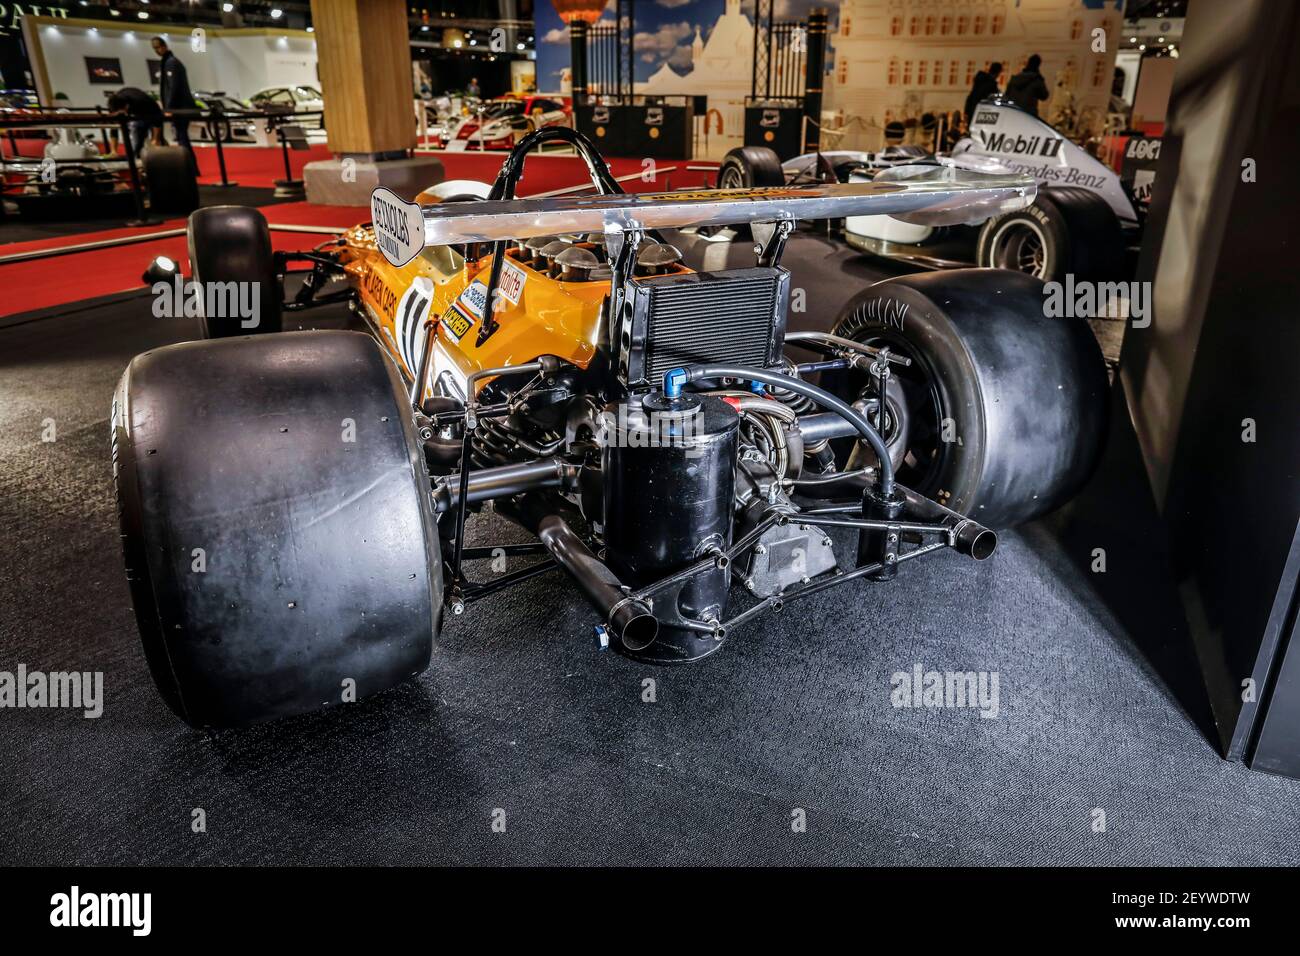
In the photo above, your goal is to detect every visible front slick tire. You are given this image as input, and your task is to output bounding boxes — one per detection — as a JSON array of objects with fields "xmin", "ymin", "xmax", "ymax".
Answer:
[
  {"xmin": 112, "ymin": 330, "xmax": 442, "ymax": 728},
  {"xmin": 824, "ymin": 269, "xmax": 1108, "ymax": 528},
  {"xmin": 187, "ymin": 205, "xmax": 283, "ymax": 339}
]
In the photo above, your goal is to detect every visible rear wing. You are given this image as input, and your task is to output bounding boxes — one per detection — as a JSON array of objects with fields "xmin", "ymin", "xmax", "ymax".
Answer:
[{"xmin": 370, "ymin": 165, "xmax": 1035, "ymax": 267}]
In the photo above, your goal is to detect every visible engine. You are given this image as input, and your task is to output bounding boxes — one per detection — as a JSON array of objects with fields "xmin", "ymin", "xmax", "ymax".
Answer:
[{"xmin": 419, "ymin": 178, "xmax": 994, "ymax": 663}]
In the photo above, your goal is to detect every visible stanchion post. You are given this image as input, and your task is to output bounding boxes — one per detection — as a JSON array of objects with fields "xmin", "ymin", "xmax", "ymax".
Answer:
[{"xmin": 211, "ymin": 104, "xmax": 239, "ymax": 187}]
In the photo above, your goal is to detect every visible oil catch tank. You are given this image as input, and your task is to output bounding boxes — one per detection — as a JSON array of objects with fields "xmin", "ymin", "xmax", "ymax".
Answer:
[{"xmin": 602, "ymin": 392, "xmax": 738, "ymax": 663}]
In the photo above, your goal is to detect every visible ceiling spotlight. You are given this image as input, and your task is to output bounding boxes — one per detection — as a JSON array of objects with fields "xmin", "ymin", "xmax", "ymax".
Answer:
[
  {"xmin": 516, "ymin": 42, "xmax": 524, "ymax": 50},
  {"xmin": 1129, "ymin": 36, "xmax": 1136, "ymax": 43},
  {"xmin": 1138, "ymin": 44, "xmax": 1146, "ymax": 51},
  {"xmin": 138, "ymin": 10, "xmax": 149, "ymax": 18},
  {"xmin": 469, "ymin": 38, "xmax": 477, "ymax": 46},
  {"xmin": 142, "ymin": 255, "xmax": 180, "ymax": 287},
  {"xmin": 109, "ymin": 7, "xmax": 120, "ymax": 14},
  {"xmin": 223, "ymin": 2, "xmax": 234, "ymax": 11},
  {"xmin": 306, "ymin": 26, "xmax": 314, "ymax": 33},
  {"xmin": 270, "ymin": 7, "xmax": 282, "ymax": 18},
  {"xmin": 421, "ymin": 24, "xmax": 429, "ymax": 31},
  {"xmin": 453, "ymin": 38, "xmax": 462, "ymax": 47}
]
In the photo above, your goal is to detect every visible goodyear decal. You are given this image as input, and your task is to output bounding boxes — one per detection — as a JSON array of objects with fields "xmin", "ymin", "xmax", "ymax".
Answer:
[
  {"xmin": 498, "ymin": 260, "xmax": 527, "ymax": 305},
  {"xmin": 441, "ymin": 303, "xmax": 475, "ymax": 342}
]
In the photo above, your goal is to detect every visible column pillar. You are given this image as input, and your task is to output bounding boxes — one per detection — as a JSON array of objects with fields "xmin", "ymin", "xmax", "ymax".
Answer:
[
  {"xmin": 303, "ymin": 0, "xmax": 443, "ymax": 204},
  {"xmin": 802, "ymin": 8, "xmax": 828, "ymax": 152}
]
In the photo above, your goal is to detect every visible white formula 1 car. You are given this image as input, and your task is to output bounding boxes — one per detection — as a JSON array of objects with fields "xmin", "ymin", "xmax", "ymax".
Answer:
[{"xmin": 720, "ymin": 96, "xmax": 1144, "ymax": 281}]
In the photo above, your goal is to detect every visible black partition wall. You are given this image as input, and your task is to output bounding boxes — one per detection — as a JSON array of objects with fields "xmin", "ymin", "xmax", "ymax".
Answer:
[{"xmin": 1068, "ymin": 0, "xmax": 1300, "ymax": 777}]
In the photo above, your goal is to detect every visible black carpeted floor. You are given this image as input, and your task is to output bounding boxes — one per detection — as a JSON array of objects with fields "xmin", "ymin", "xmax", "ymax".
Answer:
[{"xmin": 2, "ymin": 233, "xmax": 1298, "ymax": 866}]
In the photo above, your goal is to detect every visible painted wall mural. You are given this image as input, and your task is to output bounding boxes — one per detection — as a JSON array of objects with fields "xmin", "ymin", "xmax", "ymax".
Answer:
[{"xmin": 538, "ymin": 0, "xmax": 1124, "ymax": 156}]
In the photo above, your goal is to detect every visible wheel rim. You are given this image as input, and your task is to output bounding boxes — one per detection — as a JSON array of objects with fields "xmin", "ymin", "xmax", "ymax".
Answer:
[
  {"xmin": 719, "ymin": 164, "xmax": 745, "ymax": 189},
  {"xmin": 987, "ymin": 219, "xmax": 1048, "ymax": 278},
  {"xmin": 837, "ymin": 334, "xmax": 948, "ymax": 493}
]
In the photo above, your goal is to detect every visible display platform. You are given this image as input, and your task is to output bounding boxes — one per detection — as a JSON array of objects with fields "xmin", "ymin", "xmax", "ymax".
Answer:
[{"xmin": 2, "ymin": 231, "xmax": 1297, "ymax": 866}]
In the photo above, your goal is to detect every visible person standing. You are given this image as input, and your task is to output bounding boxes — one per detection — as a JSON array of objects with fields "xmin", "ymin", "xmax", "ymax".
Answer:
[
  {"xmin": 106, "ymin": 87, "xmax": 163, "ymax": 157},
  {"xmin": 964, "ymin": 61, "xmax": 1002, "ymax": 129},
  {"xmin": 466, "ymin": 77, "xmax": 482, "ymax": 99},
  {"xmin": 1005, "ymin": 54, "xmax": 1050, "ymax": 117},
  {"xmin": 151, "ymin": 36, "xmax": 198, "ymax": 160}
]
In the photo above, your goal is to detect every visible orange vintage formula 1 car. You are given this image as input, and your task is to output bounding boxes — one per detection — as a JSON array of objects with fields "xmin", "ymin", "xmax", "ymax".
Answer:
[{"xmin": 114, "ymin": 129, "xmax": 1107, "ymax": 728}]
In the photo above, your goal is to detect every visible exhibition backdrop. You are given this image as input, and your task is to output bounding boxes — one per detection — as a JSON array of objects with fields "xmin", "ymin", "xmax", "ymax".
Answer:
[
  {"xmin": 537, "ymin": 0, "xmax": 1125, "ymax": 154},
  {"xmin": 20, "ymin": 16, "xmax": 317, "ymax": 110}
]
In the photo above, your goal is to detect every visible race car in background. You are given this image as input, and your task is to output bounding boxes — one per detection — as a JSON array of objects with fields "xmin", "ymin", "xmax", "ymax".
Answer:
[
  {"xmin": 720, "ymin": 96, "xmax": 1147, "ymax": 281},
  {"xmin": 189, "ymin": 91, "xmax": 258, "ymax": 143},
  {"xmin": 249, "ymin": 85, "xmax": 325, "ymax": 128},
  {"xmin": 717, "ymin": 143, "xmax": 931, "ymax": 189},
  {"xmin": 434, "ymin": 94, "xmax": 571, "ymax": 151},
  {"xmin": 0, "ymin": 89, "xmax": 43, "ymax": 138},
  {"xmin": 1, "ymin": 122, "xmax": 196, "ymax": 218}
]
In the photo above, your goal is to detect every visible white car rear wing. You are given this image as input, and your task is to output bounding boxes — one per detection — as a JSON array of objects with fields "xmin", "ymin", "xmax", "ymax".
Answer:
[{"xmin": 370, "ymin": 166, "xmax": 1036, "ymax": 267}]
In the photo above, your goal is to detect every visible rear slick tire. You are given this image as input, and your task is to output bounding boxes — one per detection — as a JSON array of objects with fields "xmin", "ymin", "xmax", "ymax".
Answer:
[
  {"xmin": 717, "ymin": 146, "xmax": 785, "ymax": 188},
  {"xmin": 824, "ymin": 268, "xmax": 1108, "ymax": 528},
  {"xmin": 112, "ymin": 330, "xmax": 443, "ymax": 728}
]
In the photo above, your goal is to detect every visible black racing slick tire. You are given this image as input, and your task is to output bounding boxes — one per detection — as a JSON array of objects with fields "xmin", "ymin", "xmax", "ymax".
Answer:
[
  {"xmin": 717, "ymin": 146, "xmax": 785, "ymax": 189},
  {"xmin": 976, "ymin": 187, "xmax": 1123, "ymax": 281},
  {"xmin": 143, "ymin": 144, "xmax": 199, "ymax": 217},
  {"xmin": 824, "ymin": 268, "xmax": 1108, "ymax": 528},
  {"xmin": 111, "ymin": 330, "xmax": 443, "ymax": 728},
  {"xmin": 187, "ymin": 205, "xmax": 283, "ymax": 338},
  {"xmin": 1040, "ymin": 186, "xmax": 1125, "ymax": 280}
]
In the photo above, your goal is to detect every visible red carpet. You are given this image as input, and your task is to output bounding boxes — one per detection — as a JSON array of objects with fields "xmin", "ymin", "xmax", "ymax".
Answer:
[
  {"xmin": 196, "ymin": 143, "xmax": 708, "ymax": 193},
  {"xmin": 2, "ymin": 143, "xmax": 717, "ymax": 317}
]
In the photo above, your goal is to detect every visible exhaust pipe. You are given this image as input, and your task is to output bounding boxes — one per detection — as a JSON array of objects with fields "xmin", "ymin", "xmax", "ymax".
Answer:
[
  {"xmin": 502, "ymin": 494, "xmax": 658, "ymax": 651},
  {"xmin": 432, "ymin": 457, "xmax": 578, "ymax": 513},
  {"xmin": 534, "ymin": 513, "xmax": 659, "ymax": 651},
  {"xmin": 895, "ymin": 486, "xmax": 997, "ymax": 560}
]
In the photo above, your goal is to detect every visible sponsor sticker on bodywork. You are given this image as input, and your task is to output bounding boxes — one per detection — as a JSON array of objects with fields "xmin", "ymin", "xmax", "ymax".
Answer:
[
  {"xmin": 441, "ymin": 304, "xmax": 475, "ymax": 341},
  {"xmin": 498, "ymin": 260, "xmax": 527, "ymax": 305},
  {"xmin": 371, "ymin": 187, "xmax": 424, "ymax": 267},
  {"xmin": 457, "ymin": 278, "xmax": 489, "ymax": 318}
]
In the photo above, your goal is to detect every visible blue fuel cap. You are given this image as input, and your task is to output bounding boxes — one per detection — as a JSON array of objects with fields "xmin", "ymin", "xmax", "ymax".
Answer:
[{"xmin": 663, "ymin": 367, "xmax": 689, "ymax": 399}]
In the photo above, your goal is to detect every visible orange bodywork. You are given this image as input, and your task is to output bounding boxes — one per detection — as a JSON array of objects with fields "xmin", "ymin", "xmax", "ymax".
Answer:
[{"xmin": 334, "ymin": 197, "xmax": 689, "ymax": 401}]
